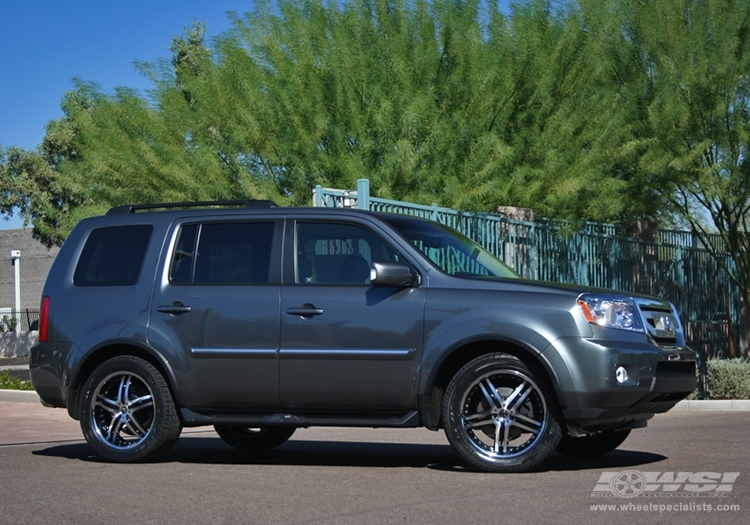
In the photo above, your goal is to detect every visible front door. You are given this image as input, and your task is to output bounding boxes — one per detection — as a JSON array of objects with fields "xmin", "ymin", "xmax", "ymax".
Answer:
[{"xmin": 279, "ymin": 220, "xmax": 425, "ymax": 412}]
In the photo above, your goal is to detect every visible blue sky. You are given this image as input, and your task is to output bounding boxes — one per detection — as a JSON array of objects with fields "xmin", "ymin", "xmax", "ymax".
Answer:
[{"xmin": 0, "ymin": 0, "xmax": 254, "ymax": 228}]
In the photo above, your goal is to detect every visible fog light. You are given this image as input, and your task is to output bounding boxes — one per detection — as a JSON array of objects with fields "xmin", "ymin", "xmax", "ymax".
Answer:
[{"xmin": 616, "ymin": 366, "xmax": 629, "ymax": 384}]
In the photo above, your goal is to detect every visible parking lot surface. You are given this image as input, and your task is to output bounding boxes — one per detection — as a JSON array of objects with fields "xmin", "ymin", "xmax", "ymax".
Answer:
[{"xmin": 0, "ymin": 401, "xmax": 747, "ymax": 525}]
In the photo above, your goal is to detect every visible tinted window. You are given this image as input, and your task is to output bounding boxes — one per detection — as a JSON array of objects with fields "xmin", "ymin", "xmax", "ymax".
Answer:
[
  {"xmin": 384, "ymin": 217, "xmax": 519, "ymax": 279},
  {"xmin": 74, "ymin": 225, "xmax": 153, "ymax": 286},
  {"xmin": 295, "ymin": 222, "xmax": 400, "ymax": 285},
  {"xmin": 170, "ymin": 222, "xmax": 275, "ymax": 285}
]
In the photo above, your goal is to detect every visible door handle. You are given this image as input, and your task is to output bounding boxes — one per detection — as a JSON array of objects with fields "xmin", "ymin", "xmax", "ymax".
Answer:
[
  {"xmin": 157, "ymin": 302, "xmax": 192, "ymax": 315},
  {"xmin": 285, "ymin": 303, "xmax": 324, "ymax": 317}
]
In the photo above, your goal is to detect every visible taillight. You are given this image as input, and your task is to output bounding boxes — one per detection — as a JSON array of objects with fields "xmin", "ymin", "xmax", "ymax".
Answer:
[{"xmin": 38, "ymin": 296, "xmax": 50, "ymax": 342}]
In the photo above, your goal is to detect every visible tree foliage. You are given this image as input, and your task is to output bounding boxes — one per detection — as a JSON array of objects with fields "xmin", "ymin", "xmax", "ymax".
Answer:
[
  {"xmin": 0, "ymin": 92, "xmax": 88, "ymax": 246},
  {"xmin": 582, "ymin": 0, "xmax": 750, "ymax": 310},
  {"xmin": 2, "ymin": 0, "xmax": 750, "ymax": 300}
]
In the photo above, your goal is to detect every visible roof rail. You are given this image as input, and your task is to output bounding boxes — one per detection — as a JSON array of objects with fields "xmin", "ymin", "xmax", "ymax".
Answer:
[{"xmin": 106, "ymin": 200, "xmax": 278, "ymax": 215}]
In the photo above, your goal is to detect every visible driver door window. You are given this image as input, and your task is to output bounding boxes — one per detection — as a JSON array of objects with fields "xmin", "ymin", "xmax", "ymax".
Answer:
[{"xmin": 295, "ymin": 222, "xmax": 399, "ymax": 285}]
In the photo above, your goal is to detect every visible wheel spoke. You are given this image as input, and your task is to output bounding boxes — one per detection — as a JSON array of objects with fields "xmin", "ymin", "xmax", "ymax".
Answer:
[
  {"xmin": 508, "ymin": 415, "xmax": 542, "ymax": 435},
  {"xmin": 464, "ymin": 409, "xmax": 494, "ymax": 429},
  {"xmin": 107, "ymin": 415, "xmax": 126, "ymax": 444},
  {"xmin": 95, "ymin": 394, "xmax": 119, "ymax": 415},
  {"xmin": 512, "ymin": 411, "xmax": 543, "ymax": 430},
  {"xmin": 493, "ymin": 418, "xmax": 512, "ymax": 454},
  {"xmin": 128, "ymin": 394, "xmax": 154, "ymax": 413},
  {"xmin": 505, "ymin": 382, "xmax": 532, "ymax": 411},
  {"xmin": 117, "ymin": 376, "xmax": 130, "ymax": 405},
  {"xmin": 479, "ymin": 378, "xmax": 504, "ymax": 409}
]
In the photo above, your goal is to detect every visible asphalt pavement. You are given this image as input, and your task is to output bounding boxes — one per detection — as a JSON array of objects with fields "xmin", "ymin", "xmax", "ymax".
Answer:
[
  {"xmin": 1, "ymin": 352, "xmax": 749, "ymax": 524},
  {"xmin": 0, "ymin": 401, "xmax": 748, "ymax": 525}
]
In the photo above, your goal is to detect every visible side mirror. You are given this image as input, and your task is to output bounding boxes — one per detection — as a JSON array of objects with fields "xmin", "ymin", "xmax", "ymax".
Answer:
[{"xmin": 370, "ymin": 261, "xmax": 417, "ymax": 288}]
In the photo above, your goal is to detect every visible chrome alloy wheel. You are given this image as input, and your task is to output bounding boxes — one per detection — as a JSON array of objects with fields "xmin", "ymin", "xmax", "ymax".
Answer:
[
  {"xmin": 458, "ymin": 369, "xmax": 548, "ymax": 459},
  {"xmin": 89, "ymin": 371, "xmax": 155, "ymax": 450}
]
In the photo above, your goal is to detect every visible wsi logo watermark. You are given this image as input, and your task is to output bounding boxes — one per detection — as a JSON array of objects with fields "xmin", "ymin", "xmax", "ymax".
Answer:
[{"xmin": 592, "ymin": 471, "xmax": 740, "ymax": 498}]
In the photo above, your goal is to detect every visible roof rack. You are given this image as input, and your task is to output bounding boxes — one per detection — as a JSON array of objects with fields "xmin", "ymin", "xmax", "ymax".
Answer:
[{"xmin": 106, "ymin": 200, "xmax": 278, "ymax": 215}]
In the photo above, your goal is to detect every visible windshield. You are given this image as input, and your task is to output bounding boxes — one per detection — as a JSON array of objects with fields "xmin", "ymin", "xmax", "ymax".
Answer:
[{"xmin": 384, "ymin": 216, "xmax": 519, "ymax": 279}]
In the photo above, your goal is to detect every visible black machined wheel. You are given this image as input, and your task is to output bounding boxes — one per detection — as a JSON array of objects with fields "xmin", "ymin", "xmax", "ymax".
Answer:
[
  {"xmin": 214, "ymin": 426, "xmax": 296, "ymax": 451},
  {"xmin": 443, "ymin": 353, "xmax": 561, "ymax": 473},
  {"xmin": 556, "ymin": 428, "xmax": 632, "ymax": 457},
  {"xmin": 79, "ymin": 356, "xmax": 181, "ymax": 462}
]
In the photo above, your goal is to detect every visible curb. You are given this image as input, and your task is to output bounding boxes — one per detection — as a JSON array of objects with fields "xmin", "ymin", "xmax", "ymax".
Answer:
[
  {"xmin": 0, "ymin": 389, "xmax": 41, "ymax": 404},
  {"xmin": 673, "ymin": 399, "xmax": 750, "ymax": 411}
]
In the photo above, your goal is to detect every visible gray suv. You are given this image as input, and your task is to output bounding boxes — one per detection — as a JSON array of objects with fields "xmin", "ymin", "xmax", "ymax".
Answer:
[{"xmin": 30, "ymin": 201, "xmax": 696, "ymax": 472}]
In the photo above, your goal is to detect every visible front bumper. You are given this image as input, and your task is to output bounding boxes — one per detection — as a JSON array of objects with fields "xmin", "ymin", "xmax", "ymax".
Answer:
[{"xmin": 543, "ymin": 335, "xmax": 696, "ymax": 432}]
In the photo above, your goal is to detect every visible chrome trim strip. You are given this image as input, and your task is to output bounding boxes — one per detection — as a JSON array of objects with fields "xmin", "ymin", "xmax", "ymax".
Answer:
[
  {"xmin": 280, "ymin": 348, "xmax": 416, "ymax": 360},
  {"xmin": 190, "ymin": 348, "xmax": 278, "ymax": 358}
]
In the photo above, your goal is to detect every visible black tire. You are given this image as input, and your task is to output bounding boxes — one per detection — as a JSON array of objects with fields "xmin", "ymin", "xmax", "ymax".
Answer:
[
  {"xmin": 555, "ymin": 428, "xmax": 632, "ymax": 457},
  {"xmin": 443, "ymin": 353, "xmax": 562, "ymax": 473},
  {"xmin": 214, "ymin": 426, "xmax": 296, "ymax": 451},
  {"xmin": 79, "ymin": 356, "xmax": 181, "ymax": 462}
]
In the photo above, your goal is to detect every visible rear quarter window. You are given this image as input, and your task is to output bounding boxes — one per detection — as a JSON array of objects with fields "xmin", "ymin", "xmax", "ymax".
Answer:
[{"xmin": 74, "ymin": 225, "xmax": 153, "ymax": 286}]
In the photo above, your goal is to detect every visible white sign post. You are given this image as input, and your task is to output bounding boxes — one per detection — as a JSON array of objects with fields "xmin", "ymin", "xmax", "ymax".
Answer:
[{"xmin": 11, "ymin": 250, "xmax": 21, "ymax": 333}]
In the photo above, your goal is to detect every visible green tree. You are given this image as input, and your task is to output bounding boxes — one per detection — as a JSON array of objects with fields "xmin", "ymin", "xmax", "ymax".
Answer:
[
  {"xmin": 5, "ymin": 0, "xmax": 728, "ymax": 245},
  {"xmin": 594, "ymin": 0, "xmax": 750, "ymax": 319},
  {"xmin": 463, "ymin": 0, "xmax": 642, "ymax": 221},
  {"xmin": 0, "ymin": 91, "xmax": 89, "ymax": 246}
]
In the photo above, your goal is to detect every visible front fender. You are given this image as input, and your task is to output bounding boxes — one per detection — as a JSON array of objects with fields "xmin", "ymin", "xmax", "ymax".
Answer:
[{"xmin": 419, "ymin": 288, "xmax": 588, "ymax": 403}]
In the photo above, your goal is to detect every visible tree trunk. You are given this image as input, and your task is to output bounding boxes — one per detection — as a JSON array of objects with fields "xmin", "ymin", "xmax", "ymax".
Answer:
[{"xmin": 740, "ymin": 297, "xmax": 750, "ymax": 358}]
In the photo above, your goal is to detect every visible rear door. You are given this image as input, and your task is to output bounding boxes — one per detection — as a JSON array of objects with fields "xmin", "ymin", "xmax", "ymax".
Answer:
[
  {"xmin": 148, "ymin": 219, "xmax": 283, "ymax": 410},
  {"xmin": 279, "ymin": 218, "xmax": 426, "ymax": 412}
]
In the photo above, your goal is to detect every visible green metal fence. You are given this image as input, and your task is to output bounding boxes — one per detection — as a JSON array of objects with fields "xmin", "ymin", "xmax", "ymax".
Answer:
[{"xmin": 315, "ymin": 179, "xmax": 739, "ymax": 389}]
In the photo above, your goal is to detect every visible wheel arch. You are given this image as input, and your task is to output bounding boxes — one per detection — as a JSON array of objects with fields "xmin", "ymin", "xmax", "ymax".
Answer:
[
  {"xmin": 420, "ymin": 338, "xmax": 564, "ymax": 430},
  {"xmin": 67, "ymin": 341, "xmax": 179, "ymax": 421}
]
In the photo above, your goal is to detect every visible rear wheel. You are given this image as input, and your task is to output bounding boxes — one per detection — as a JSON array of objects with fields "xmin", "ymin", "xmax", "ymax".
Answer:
[
  {"xmin": 79, "ymin": 356, "xmax": 181, "ymax": 462},
  {"xmin": 555, "ymin": 428, "xmax": 631, "ymax": 457},
  {"xmin": 443, "ymin": 353, "xmax": 561, "ymax": 473},
  {"xmin": 214, "ymin": 426, "xmax": 296, "ymax": 451}
]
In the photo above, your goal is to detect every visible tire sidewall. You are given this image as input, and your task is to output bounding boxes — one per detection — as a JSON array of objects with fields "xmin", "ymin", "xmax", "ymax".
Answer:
[
  {"xmin": 443, "ymin": 353, "xmax": 562, "ymax": 473},
  {"xmin": 79, "ymin": 356, "xmax": 180, "ymax": 462}
]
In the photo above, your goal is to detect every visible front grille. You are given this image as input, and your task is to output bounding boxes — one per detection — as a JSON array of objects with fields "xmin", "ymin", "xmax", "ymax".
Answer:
[{"xmin": 635, "ymin": 298, "xmax": 682, "ymax": 346}]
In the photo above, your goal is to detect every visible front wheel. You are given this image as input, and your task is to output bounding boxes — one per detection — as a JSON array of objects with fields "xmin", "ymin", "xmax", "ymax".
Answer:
[
  {"xmin": 79, "ymin": 356, "xmax": 182, "ymax": 462},
  {"xmin": 555, "ymin": 428, "xmax": 632, "ymax": 457},
  {"xmin": 443, "ymin": 353, "xmax": 561, "ymax": 473},
  {"xmin": 214, "ymin": 426, "xmax": 296, "ymax": 451}
]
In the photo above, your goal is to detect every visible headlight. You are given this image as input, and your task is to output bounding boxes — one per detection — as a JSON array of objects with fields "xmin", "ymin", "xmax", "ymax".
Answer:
[{"xmin": 577, "ymin": 294, "xmax": 645, "ymax": 333}]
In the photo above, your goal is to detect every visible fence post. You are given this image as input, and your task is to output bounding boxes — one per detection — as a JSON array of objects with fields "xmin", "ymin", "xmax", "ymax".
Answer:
[
  {"xmin": 357, "ymin": 179, "xmax": 370, "ymax": 210},
  {"xmin": 314, "ymin": 185, "xmax": 323, "ymax": 207}
]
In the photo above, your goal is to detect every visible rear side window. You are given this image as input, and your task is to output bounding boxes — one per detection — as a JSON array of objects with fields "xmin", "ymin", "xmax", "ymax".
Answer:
[
  {"xmin": 169, "ymin": 222, "xmax": 275, "ymax": 285},
  {"xmin": 74, "ymin": 225, "xmax": 153, "ymax": 286}
]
